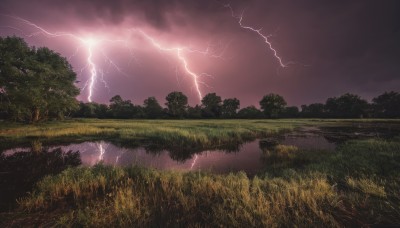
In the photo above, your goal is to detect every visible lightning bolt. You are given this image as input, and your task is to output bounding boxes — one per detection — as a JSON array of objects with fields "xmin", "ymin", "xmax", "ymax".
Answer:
[
  {"xmin": 225, "ymin": 4, "xmax": 290, "ymax": 68},
  {"xmin": 98, "ymin": 143, "xmax": 105, "ymax": 161},
  {"xmin": 137, "ymin": 30, "xmax": 211, "ymax": 100},
  {"xmin": 1, "ymin": 15, "xmax": 229, "ymax": 102},
  {"xmin": 190, "ymin": 154, "xmax": 199, "ymax": 169},
  {"xmin": 96, "ymin": 141, "xmax": 110, "ymax": 162},
  {"xmin": 0, "ymin": 15, "xmax": 130, "ymax": 102},
  {"xmin": 86, "ymin": 42, "xmax": 97, "ymax": 102}
]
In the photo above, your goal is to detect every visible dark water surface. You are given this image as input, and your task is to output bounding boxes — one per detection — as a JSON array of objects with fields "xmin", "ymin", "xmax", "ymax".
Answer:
[
  {"xmin": 2, "ymin": 131, "xmax": 339, "ymax": 175},
  {"xmin": 1, "ymin": 124, "xmax": 399, "ymax": 211},
  {"xmin": 5, "ymin": 124, "xmax": 397, "ymax": 174}
]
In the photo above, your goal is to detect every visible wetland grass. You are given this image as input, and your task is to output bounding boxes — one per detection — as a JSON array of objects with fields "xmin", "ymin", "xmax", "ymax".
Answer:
[
  {"xmin": 0, "ymin": 119, "xmax": 306, "ymax": 152},
  {"xmin": 2, "ymin": 138, "xmax": 398, "ymax": 227},
  {"xmin": 1, "ymin": 119, "xmax": 399, "ymax": 226}
]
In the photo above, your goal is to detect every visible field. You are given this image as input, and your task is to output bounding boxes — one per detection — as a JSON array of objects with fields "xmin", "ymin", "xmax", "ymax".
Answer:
[{"xmin": 1, "ymin": 119, "xmax": 400, "ymax": 226}]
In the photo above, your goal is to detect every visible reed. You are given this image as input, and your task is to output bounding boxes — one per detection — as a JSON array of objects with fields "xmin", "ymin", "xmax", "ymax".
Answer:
[{"xmin": 9, "ymin": 138, "xmax": 399, "ymax": 227}]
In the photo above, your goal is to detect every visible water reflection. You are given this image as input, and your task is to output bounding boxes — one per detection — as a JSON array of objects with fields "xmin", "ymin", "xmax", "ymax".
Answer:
[
  {"xmin": 2, "ymin": 125, "xmax": 398, "ymax": 178},
  {"xmin": 78, "ymin": 141, "xmax": 265, "ymax": 175},
  {"xmin": 0, "ymin": 148, "xmax": 81, "ymax": 211},
  {"xmin": 1, "ymin": 134, "xmax": 336, "ymax": 177},
  {"xmin": 1, "ymin": 124, "xmax": 398, "ymax": 213}
]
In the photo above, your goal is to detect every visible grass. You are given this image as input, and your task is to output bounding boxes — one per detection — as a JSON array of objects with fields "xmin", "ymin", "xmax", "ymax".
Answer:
[
  {"xmin": 1, "ymin": 118, "xmax": 399, "ymax": 152},
  {"xmin": 0, "ymin": 119, "xmax": 304, "ymax": 150},
  {"xmin": 0, "ymin": 119, "xmax": 399, "ymax": 226},
  {"xmin": 0, "ymin": 138, "xmax": 397, "ymax": 227}
]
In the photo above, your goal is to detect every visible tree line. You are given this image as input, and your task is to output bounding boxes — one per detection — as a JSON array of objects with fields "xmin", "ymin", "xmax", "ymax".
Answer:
[
  {"xmin": 73, "ymin": 91, "xmax": 400, "ymax": 119},
  {"xmin": 1, "ymin": 36, "xmax": 399, "ymax": 122}
]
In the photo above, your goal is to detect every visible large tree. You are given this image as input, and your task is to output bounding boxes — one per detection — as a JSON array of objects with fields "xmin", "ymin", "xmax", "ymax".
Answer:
[
  {"xmin": 221, "ymin": 98, "xmax": 240, "ymax": 118},
  {"xmin": 0, "ymin": 36, "xmax": 79, "ymax": 122},
  {"xmin": 259, "ymin": 93, "xmax": 287, "ymax": 118},
  {"xmin": 143, "ymin": 96, "xmax": 164, "ymax": 119},
  {"xmin": 372, "ymin": 91, "xmax": 400, "ymax": 118},
  {"xmin": 165, "ymin": 91, "xmax": 188, "ymax": 118},
  {"xmin": 325, "ymin": 93, "xmax": 368, "ymax": 118},
  {"xmin": 201, "ymin": 93, "xmax": 222, "ymax": 118},
  {"xmin": 109, "ymin": 95, "xmax": 142, "ymax": 119}
]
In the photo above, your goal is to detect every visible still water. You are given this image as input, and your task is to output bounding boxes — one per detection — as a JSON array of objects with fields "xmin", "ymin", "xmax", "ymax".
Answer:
[
  {"xmin": 3, "ymin": 130, "xmax": 336, "ymax": 175},
  {"xmin": 1, "ymin": 125, "xmax": 398, "ymax": 211},
  {"xmin": 3, "ymin": 124, "xmax": 399, "ymax": 175}
]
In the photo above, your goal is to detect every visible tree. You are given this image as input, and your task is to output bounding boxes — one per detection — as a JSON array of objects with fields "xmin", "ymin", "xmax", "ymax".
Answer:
[
  {"xmin": 325, "ymin": 93, "xmax": 368, "ymax": 118},
  {"xmin": 301, "ymin": 103, "xmax": 325, "ymax": 118},
  {"xmin": 165, "ymin": 91, "xmax": 188, "ymax": 118},
  {"xmin": 259, "ymin": 93, "xmax": 287, "ymax": 118},
  {"xmin": 237, "ymin": 106, "xmax": 264, "ymax": 119},
  {"xmin": 96, "ymin": 104, "xmax": 110, "ymax": 118},
  {"xmin": 74, "ymin": 102, "xmax": 109, "ymax": 118},
  {"xmin": 109, "ymin": 95, "xmax": 139, "ymax": 119},
  {"xmin": 221, "ymin": 98, "xmax": 240, "ymax": 118},
  {"xmin": 187, "ymin": 105, "xmax": 202, "ymax": 119},
  {"xmin": 0, "ymin": 36, "xmax": 79, "ymax": 122},
  {"xmin": 372, "ymin": 91, "xmax": 400, "ymax": 118},
  {"xmin": 75, "ymin": 102, "xmax": 97, "ymax": 118},
  {"xmin": 201, "ymin": 93, "xmax": 222, "ymax": 118},
  {"xmin": 143, "ymin": 97, "xmax": 164, "ymax": 118},
  {"xmin": 282, "ymin": 106, "xmax": 299, "ymax": 118}
]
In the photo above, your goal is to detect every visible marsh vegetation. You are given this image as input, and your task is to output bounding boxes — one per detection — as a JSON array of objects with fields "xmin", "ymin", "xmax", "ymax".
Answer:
[{"xmin": 1, "ymin": 119, "xmax": 400, "ymax": 226}]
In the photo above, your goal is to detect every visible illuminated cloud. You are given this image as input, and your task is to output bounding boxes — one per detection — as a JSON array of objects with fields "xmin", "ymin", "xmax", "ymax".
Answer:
[{"xmin": 1, "ymin": 0, "xmax": 399, "ymax": 106}]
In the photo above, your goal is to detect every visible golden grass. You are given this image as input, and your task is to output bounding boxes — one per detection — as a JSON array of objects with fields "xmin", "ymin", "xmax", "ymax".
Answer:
[
  {"xmin": 1, "ymin": 119, "xmax": 400, "ymax": 226},
  {"xmin": 15, "ymin": 138, "xmax": 400, "ymax": 226}
]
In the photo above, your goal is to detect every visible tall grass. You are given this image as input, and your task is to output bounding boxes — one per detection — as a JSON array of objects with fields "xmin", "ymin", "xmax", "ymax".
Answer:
[
  {"xmin": 18, "ymin": 167, "xmax": 341, "ymax": 227},
  {"xmin": 0, "ymin": 119, "xmax": 309, "ymax": 152},
  {"xmin": 2, "ymin": 118, "xmax": 398, "ymax": 152},
  {"xmin": 8, "ymin": 138, "xmax": 399, "ymax": 227}
]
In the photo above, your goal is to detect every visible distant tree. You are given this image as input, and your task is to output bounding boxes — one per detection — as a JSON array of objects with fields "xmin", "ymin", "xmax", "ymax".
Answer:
[
  {"xmin": 74, "ymin": 102, "xmax": 110, "ymax": 118},
  {"xmin": 325, "ymin": 93, "xmax": 368, "ymax": 118},
  {"xmin": 143, "ymin": 97, "xmax": 164, "ymax": 119},
  {"xmin": 237, "ymin": 106, "xmax": 264, "ymax": 119},
  {"xmin": 187, "ymin": 105, "xmax": 202, "ymax": 119},
  {"xmin": 301, "ymin": 103, "xmax": 325, "ymax": 118},
  {"xmin": 75, "ymin": 102, "xmax": 96, "ymax": 118},
  {"xmin": 201, "ymin": 93, "xmax": 222, "ymax": 118},
  {"xmin": 325, "ymin": 98, "xmax": 338, "ymax": 117},
  {"xmin": 221, "ymin": 98, "xmax": 240, "ymax": 118},
  {"xmin": 259, "ymin": 93, "xmax": 287, "ymax": 118},
  {"xmin": 372, "ymin": 91, "xmax": 400, "ymax": 118},
  {"xmin": 165, "ymin": 91, "xmax": 188, "ymax": 118},
  {"xmin": 109, "ymin": 95, "xmax": 138, "ymax": 119},
  {"xmin": 0, "ymin": 36, "xmax": 79, "ymax": 122},
  {"xmin": 282, "ymin": 106, "xmax": 299, "ymax": 118},
  {"xmin": 96, "ymin": 104, "xmax": 110, "ymax": 118}
]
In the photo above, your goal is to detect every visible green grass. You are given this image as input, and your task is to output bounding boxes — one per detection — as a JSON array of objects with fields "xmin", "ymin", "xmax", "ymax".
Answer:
[
  {"xmin": 0, "ymin": 138, "xmax": 397, "ymax": 227},
  {"xmin": 0, "ymin": 119, "xmax": 309, "ymax": 152},
  {"xmin": 1, "ymin": 119, "xmax": 400, "ymax": 226},
  {"xmin": 1, "ymin": 118, "xmax": 398, "ymax": 152}
]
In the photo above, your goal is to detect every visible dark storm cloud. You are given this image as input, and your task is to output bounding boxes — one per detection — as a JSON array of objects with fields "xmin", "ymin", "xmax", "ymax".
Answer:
[
  {"xmin": 2, "ymin": 0, "xmax": 247, "ymax": 29},
  {"xmin": 1, "ymin": 0, "xmax": 399, "ymax": 106}
]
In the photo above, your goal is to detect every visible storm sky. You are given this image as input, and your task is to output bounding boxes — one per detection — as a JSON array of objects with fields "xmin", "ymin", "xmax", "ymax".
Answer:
[{"xmin": 1, "ymin": 0, "xmax": 399, "ymax": 107}]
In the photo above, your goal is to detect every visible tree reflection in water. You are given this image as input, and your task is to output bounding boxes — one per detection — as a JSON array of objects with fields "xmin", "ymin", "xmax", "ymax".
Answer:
[{"xmin": 0, "ymin": 148, "xmax": 81, "ymax": 211}]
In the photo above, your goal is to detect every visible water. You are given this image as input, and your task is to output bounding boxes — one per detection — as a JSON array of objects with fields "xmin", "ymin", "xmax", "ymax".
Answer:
[
  {"xmin": 2, "ymin": 124, "xmax": 399, "ymax": 211},
  {"xmin": 2, "ymin": 124, "xmax": 399, "ymax": 175},
  {"xmin": 2, "ymin": 131, "xmax": 337, "ymax": 175}
]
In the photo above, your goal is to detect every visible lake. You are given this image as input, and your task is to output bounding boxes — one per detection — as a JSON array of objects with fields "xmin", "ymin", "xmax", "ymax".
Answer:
[{"xmin": 4, "ymin": 124, "xmax": 396, "ymax": 175}]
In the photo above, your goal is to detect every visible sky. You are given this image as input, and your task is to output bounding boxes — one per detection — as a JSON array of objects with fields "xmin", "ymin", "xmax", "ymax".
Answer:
[{"xmin": 1, "ymin": 0, "xmax": 399, "ymax": 107}]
